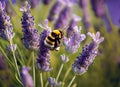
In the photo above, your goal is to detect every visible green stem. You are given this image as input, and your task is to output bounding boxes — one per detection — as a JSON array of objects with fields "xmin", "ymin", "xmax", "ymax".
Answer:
[
  {"xmin": 62, "ymin": 67, "xmax": 71, "ymax": 87},
  {"xmin": 32, "ymin": 51, "xmax": 36, "ymax": 87},
  {"xmin": 9, "ymin": 40, "xmax": 20, "ymax": 79},
  {"xmin": 56, "ymin": 63, "xmax": 64, "ymax": 81},
  {"xmin": 67, "ymin": 75, "xmax": 76, "ymax": 87},
  {"xmin": 63, "ymin": 67, "xmax": 71, "ymax": 82},
  {"xmin": 17, "ymin": 47, "xmax": 25, "ymax": 65},
  {"xmin": 45, "ymin": 82, "xmax": 48, "ymax": 87},
  {"xmin": 40, "ymin": 73, "xmax": 43, "ymax": 87}
]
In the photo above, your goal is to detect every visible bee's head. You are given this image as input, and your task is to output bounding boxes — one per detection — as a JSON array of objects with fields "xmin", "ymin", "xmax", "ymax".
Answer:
[{"xmin": 59, "ymin": 30, "xmax": 64, "ymax": 39}]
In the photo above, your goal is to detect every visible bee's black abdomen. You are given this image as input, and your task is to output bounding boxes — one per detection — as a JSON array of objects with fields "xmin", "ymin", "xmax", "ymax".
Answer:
[{"xmin": 48, "ymin": 36, "xmax": 55, "ymax": 42}]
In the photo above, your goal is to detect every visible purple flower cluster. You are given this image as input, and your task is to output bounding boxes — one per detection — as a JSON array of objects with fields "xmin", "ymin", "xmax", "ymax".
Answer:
[
  {"xmin": 54, "ymin": 6, "xmax": 70, "ymax": 29},
  {"xmin": 37, "ymin": 20, "xmax": 52, "ymax": 72},
  {"xmin": 64, "ymin": 26, "xmax": 86, "ymax": 53},
  {"xmin": 79, "ymin": 0, "xmax": 91, "ymax": 29},
  {"xmin": 67, "ymin": 14, "xmax": 81, "ymax": 38},
  {"xmin": 91, "ymin": 0, "xmax": 106, "ymax": 18},
  {"xmin": 20, "ymin": 1, "xmax": 39, "ymax": 50},
  {"xmin": 0, "ymin": 2, "xmax": 15, "ymax": 41},
  {"xmin": 20, "ymin": 66, "xmax": 34, "ymax": 87},
  {"xmin": 47, "ymin": 0, "xmax": 64, "ymax": 21},
  {"xmin": 72, "ymin": 32, "xmax": 104, "ymax": 75}
]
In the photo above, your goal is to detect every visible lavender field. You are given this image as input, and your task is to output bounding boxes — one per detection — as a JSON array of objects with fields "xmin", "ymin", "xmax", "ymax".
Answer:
[{"xmin": 0, "ymin": 0, "xmax": 120, "ymax": 87}]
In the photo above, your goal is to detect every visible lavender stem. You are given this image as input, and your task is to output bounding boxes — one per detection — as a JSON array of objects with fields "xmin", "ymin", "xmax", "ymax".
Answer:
[
  {"xmin": 56, "ymin": 63, "xmax": 64, "ymax": 81},
  {"xmin": 40, "ymin": 73, "xmax": 43, "ymax": 87},
  {"xmin": 9, "ymin": 40, "xmax": 20, "ymax": 80},
  {"xmin": 32, "ymin": 51, "xmax": 36, "ymax": 87},
  {"xmin": 67, "ymin": 75, "xmax": 76, "ymax": 87}
]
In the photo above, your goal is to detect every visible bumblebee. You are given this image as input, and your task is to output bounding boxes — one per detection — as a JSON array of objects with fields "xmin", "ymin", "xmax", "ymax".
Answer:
[{"xmin": 44, "ymin": 30, "xmax": 64, "ymax": 51}]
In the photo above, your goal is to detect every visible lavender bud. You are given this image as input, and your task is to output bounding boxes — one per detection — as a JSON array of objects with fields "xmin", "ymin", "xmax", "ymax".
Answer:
[
  {"xmin": 91, "ymin": 0, "xmax": 106, "ymax": 18},
  {"xmin": 64, "ymin": 26, "xmax": 86, "ymax": 53},
  {"xmin": 20, "ymin": 1, "xmax": 39, "ymax": 50},
  {"xmin": 67, "ymin": 14, "xmax": 81, "ymax": 38},
  {"xmin": 60, "ymin": 54, "xmax": 69, "ymax": 63},
  {"xmin": 0, "ymin": 1, "xmax": 15, "ymax": 41},
  {"xmin": 54, "ymin": 6, "xmax": 70, "ymax": 29},
  {"xmin": 20, "ymin": 66, "xmax": 34, "ymax": 87},
  {"xmin": 47, "ymin": 0, "xmax": 64, "ymax": 21},
  {"xmin": 72, "ymin": 32, "xmax": 104, "ymax": 75},
  {"xmin": 42, "ymin": 0, "xmax": 51, "ymax": 5},
  {"xmin": 48, "ymin": 77, "xmax": 61, "ymax": 87},
  {"xmin": 7, "ymin": 44, "xmax": 17, "ymax": 52},
  {"xmin": 37, "ymin": 19, "xmax": 52, "ymax": 72}
]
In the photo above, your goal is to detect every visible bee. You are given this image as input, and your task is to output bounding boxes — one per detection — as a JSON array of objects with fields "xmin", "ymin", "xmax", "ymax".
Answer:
[{"xmin": 44, "ymin": 30, "xmax": 64, "ymax": 51}]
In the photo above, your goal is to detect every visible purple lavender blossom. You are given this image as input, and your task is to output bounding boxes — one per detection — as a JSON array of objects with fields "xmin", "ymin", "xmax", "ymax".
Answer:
[
  {"xmin": 72, "ymin": 32, "xmax": 104, "ymax": 75},
  {"xmin": 48, "ymin": 77, "xmax": 61, "ymax": 87},
  {"xmin": 64, "ymin": 26, "xmax": 86, "ymax": 53},
  {"xmin": 47, "ymin": 0, "xmax": 64, "ymax": 21},
  {"xmin": 30, "ymin": 0, "xmax": 40, "ymax": 8},
  {"xmin": 20, "ymin": 66, "xmax": 34, "ymax": 87},
  {"xmin": 54, "ymin": 6, "xmax": 70, "ymax": 29},
  {"xmin": 37, "ymin": 20, "xmax": 52, "ymax": 72},
  {"xmin": 91, "ymin": 0, "xmax": 106, "ymax": 18},
  {"xmin": 20, "ymin": 1, "xmax": 39, "ymax": 50},
  {"xmin": 0, "ymin": 1, "xmax": 15, "ymax": 41},
  {"xmin": 42, "ymin": 0, "xmax": 51, "ymax": 5},
  {"xmin": 67, "ymin": 14, "xmax": 81, "ymax": 38},
  {"xmin": 79, "ymin": 0, "xmax": 91, "ymax": 29},
  {"xmin": 106, "ymin": 0, "xmax": 120, "ymax": 27}
]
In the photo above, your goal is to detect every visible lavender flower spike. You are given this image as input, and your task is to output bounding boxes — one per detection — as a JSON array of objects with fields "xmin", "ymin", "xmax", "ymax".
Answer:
[
  {"xmin": 64, "ymin": 26, "xmax": 86, "ymax": 53},
  {"xmin": 20, "ymin": 66, "xmax": 34, "ymax": 87},
  {"xmin": 72, "ymin": 32, "xmax": 104, "ymax": 75},
  {"xmin": 48, "ymin": 77, "xmax": 61, "ymax": 87},
  {"xmin": 37, "ymin": 19, "xmax": 52, "ymax": 72},
  {"xmin": 20, "ymin": 1, "xmax": 39, "ymax": 50},
  {"xmin": 67, "ymin": 14, "xmax": 81, "ymax": 38},
  {"xmin": 54, "ymin": 0, "xmax": 73, "ymax": 29},
  {"xmin": 47, "ymin": 0, "xmax": 64, "ymax": 21},
  {"xmin": 0, "ymin": 1, "xmax": 15, "ymax": 41}
]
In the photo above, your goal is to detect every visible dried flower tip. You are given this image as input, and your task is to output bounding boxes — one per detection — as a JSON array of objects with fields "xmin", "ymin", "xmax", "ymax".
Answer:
[
  {"xmin": 20, "ymin": 66, "xmax": 34, "ymax": 87},
  {"xmin": 48, "ymin": 77, "xmax": 61, "ymax": 87},
  {"xmin": 60, "ymin": 54, "xmax": 69, "ymax": 63}
]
